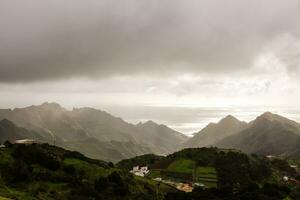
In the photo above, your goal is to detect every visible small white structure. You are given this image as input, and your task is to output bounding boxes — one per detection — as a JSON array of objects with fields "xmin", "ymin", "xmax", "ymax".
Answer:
[
  {"xmin": 283, "ymin": 176, "xmax": 289, "ymax": 182},
  {"xmin": 14, "ymin": 139, "xmax": 37, "ymax": 145},
  {"xmin": 266, "ymin": 155, "xmax": 276, "ymax": 159},
  {"xmin": 194, "ymin": 183, "xmax": 205, "ymax": 187},
  {"xmin": 290, "ymin": 165, "xmax": 298, "ymax": 169},
  {"xmin": 0, "ymin": 144, "xmax": 5, "ymax": 148},
  {"xmin": 130, "ymin": 166, "xmax": 149, "ymax": 177},
  {"xmin": 154, "ymin": 177, "xmax": 162, "ymax": 181}
]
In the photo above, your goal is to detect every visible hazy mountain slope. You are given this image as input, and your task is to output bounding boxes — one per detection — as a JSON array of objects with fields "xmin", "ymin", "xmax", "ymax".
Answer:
[
  {"xmin": 0, "ymin": 103, "xmax": 89, "ymax": 142},
  {"xmin": 0, "ymin": 118, "xmax": 149, "ymax": 162},
  {"xmin": 67, "ymin": 107, "xmax": 140, "ymax": 142},
  {"xmin": 60, "ymin": 107, "xmax": 187, "ymax": 155},
  {"xmin": 136, "ymin": 120, "xmax": 188, "ymax": 154},
  {"xmin": 185, "ymin": 115, "xmax": 247, "ymax": 148},
  {"xmin": 64, "ymin": 138, "xmax": 153, "ymax": 162},
  {"xmin": 216, "ymin": 112, "xmax": 300, "ymax": 156},
  {"xmin": 0, "ymin": 119, "xmax": 46, "ymax": 143},
  {"xmin": 0, "ymin": 102, "xmax": 186, "ymax": 160}
]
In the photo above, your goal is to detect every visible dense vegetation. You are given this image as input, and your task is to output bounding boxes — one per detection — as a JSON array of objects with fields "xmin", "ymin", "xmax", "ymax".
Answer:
[
  {"xmin": 0, "ymin": 143, "xmax": 174, "ymax": 200},
  {"xmin": 118, "ymin": 147, "xmax": 300, "ymax": 200},
  {"xmin": 1, "ymin": 143, "xmax": 300, "ymax": 200},
  {"xmin": 116, "ymin": 154, "xmax": 164, "ymax": 170}
]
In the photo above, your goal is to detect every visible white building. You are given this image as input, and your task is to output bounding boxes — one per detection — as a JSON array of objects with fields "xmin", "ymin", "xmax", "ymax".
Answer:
[
  {"xmin": 194, "ymin": 183, "xmax": 205, "ymax": 187},
  {"xmin": 130, "ymin": 166, "xmax": 149, "ymax": 177},
  {"xmin": 283, "ymin": 176, "xmax": 289, "ymax": 182},
  {"xmin": 14, "ymin": 139, "xmax": 37, "ymax": 145},
  {"xmin": 154, "ymin": 177, "xmax": 162, "ymax": 181},
  {"xmin": 290, "ymin": 165, "xmax": 298, "ymax": 169}
]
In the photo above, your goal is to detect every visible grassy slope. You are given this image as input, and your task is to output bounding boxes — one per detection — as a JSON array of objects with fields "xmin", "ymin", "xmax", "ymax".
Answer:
[
  {"xmin": 196, "ymin": 167, "xmax": 217, "ymax": 187},
  {"xmin": 146, "ymin": 158, "xmax": 218, "ymax": 188},
  {"xmin": 167, "ymin": 159, "xmax": 195, "ymax": 173},
  {"xmin": 0, "ymin": 144, "xmax": 175, "ymax": 200}
]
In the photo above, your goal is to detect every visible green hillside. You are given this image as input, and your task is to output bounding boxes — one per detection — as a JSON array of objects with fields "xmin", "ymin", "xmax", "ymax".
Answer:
[
  {"xmin": 1, "ymin": 143, "xmax": 300, "ymax": 200},
  {"xmin": 0, "ymin": 143, "xmax": 174, "ymax": 200},
  {"xmin": 118, "ymin": 147, "xmax": 300, "ymax": 200}
]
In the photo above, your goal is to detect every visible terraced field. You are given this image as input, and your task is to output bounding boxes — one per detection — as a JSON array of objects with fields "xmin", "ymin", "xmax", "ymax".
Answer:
[
  {"xmin": 196, "ymin": 167, "xmax": 217, "ymax": 188},
  {"xmin": 167, "ymin": 159, "xmax": 195, "ymax": 173},
  {"xmin": 147, "ymin": 159, "xmax": 218, "ymax": 188}
]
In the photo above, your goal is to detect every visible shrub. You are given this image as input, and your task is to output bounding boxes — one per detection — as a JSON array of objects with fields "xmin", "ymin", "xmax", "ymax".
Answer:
[{"xmin": 2, "ymin": 160, "xmax": 31, "ymax": 183}]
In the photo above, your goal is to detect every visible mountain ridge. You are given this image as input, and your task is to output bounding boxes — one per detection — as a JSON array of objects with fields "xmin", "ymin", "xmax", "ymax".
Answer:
[
  {"xmin": 216, "ymin": 112, "xmax": 300, "ymax": 157},
  {"xmin": 185, "ymin": 114, "xmax": 247, "ymax": 148},
  {"xmin": 0, "ymin": 102, "xmax": 187, "ymax": 161}
]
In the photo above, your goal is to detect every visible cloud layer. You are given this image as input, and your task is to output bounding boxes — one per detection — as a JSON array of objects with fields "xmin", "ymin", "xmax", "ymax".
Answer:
[{"xmin": 0, "ymin": 0, "xmax": 299, "ymax": 82}]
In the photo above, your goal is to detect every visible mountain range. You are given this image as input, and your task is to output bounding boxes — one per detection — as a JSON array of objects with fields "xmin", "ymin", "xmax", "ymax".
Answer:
[
  {"xmin": 185, "ymin": 115, "xmax": 247, "ymax": 148},
  {"xmin": 187, "ymin": 111, "xmax": 300, "ymax": 159},
  {"xmin": 1, "ymin": 102, "xmax": 300, "ymax": 161},
  {"xmin": 0, "ymin": 102, "xmax": 188, "ymax": 162},
  {"xmin": 216, "ymin": 112, "xmax": 300, "ymax": 158}
]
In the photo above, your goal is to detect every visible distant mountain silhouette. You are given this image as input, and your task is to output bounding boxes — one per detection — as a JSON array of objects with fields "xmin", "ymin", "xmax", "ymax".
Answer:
[
  {"xmin": 2, "ymin": 103, "xmax": 300, "ymax": 161},
  {"xmin": 216, "ymin": 112, "xmax": 300, "ymax": 157},
  {"xmin": 136, "ymin": 120, "xmax": 188, "ymax": 154},
  {"xmin": 0, "ymin": 102, "xmax": 187, "ymax": 162},
  {"xmin": 185, "ymin": 115, "xmax": 247, "ymax": 148}
]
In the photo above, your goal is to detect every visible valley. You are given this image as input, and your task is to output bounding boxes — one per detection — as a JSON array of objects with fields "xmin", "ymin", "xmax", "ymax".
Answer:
[{"xmin": 1, "ymin": 103, "xmax": 300, "ymax": 199}]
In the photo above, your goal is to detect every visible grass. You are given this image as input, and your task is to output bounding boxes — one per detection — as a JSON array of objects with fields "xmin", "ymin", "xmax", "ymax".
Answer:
[
  {"xmin": 133, "ymin": 175, "xmax": 177, "ymax": 200},
  {"xmin": 147, "ymin": 169, "xmax": 161, "ymax": 178},
  {"xmin": 196, "ymin": 167, "xmax": 217, "ymax": 188},
  {"xmin": 196, "ymin": 166, "xmax": 217, "ymax": 174},
  {"xmin": 0, "ymin": 197, "xmax": 12, "ymax": 200},
  {"xmin": 0, "ymin": 187, "xmax": 34, "ymax": 200},
  {"xmin": 148, "ymin": 159, "xmax": 218, "ymax": 188},
  {"xmin": 63, "ymin": 158, "xmax": 116, "ymax": 180},
  {"xmin": 167, "ymin": 159, "xmax": 196, "ymax": 174}
]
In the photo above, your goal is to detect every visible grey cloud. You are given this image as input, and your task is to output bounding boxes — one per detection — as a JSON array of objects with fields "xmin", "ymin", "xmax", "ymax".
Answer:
[{"xmin": 0, "ymin": 0, "xmax": 299, "ymax": 82}]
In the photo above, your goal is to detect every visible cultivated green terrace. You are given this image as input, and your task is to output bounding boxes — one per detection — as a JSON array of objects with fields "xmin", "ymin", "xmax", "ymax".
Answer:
[{"xmin": 118, "ymin": 147, "xmax": 300, "ymax": 200}]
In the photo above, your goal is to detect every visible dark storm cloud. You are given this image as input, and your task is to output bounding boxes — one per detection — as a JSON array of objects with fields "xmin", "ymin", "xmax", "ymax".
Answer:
[{"xmin": 0, "ymin": 0, "xmax": 299, "ymax": 82}]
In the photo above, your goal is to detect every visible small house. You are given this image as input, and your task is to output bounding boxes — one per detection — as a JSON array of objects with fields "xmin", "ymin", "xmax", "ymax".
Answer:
[
  {"xmin": 14, "ymin": 139, "xmax": 37, "ymax": 145},
  {"xmin": 130, "ymin": 166, "xmax": 150, "ymax": 177}
]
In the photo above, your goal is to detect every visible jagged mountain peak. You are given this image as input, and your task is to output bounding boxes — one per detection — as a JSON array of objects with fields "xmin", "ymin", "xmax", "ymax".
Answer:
[
  {"xmin": 254, "ymin": 112, "xmax": 298, "ymax": 126},
  {"xmin": 216, "ymin": 111, "xmax": 300, "ymax": 156},
  {"xmin": 40, "ymin": 102, "xmax": 63, "ymax": 109},
  {"xmin": 259, "ymin": 111, "xmax": 279, "ymax": 120},
  {"xmin": 14, "ymin": 102, "xmax": 64, "ymax": 112},
  {"xmin": 0, "ymin": 103, "xmax": 187, "ymax": 161},
  {"xmin": 142, "ymin": 120, "xmax": 159, "ymax": 126},
  {"xmin": 219, "ymin": 115, "xmax": 241, "ymax": 124},
  {"xmin": 185, "ymin": 114, "xmax": 247, "ymax": 148}
]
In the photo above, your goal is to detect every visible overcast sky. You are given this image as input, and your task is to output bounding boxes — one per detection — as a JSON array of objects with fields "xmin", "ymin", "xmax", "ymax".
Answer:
[{"xmin": 1, "ymin": 0, "xmax": 300, "ymax": 134}]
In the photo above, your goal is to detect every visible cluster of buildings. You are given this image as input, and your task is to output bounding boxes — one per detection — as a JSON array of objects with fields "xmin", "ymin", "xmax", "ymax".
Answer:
[
  {"xmin": 161, "ymin": 180, "xmax": 195, "ymax": 192},
  {"xmin": 130, "ymin": 166, "xmax": 149, "ymax": 177},
  {"xmin": 129, "ymin": 166, "xmax": 206, "ymax": 193}
]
